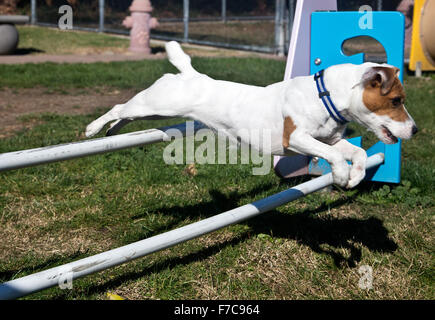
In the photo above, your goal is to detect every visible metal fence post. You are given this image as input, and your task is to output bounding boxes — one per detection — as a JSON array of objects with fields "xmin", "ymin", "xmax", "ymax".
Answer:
[
  {"xmin": 275, "ymin": 0, "xmax": 285, "ymax": 56},
  {"xmin": 287, "ymin": 0, "xmax": 295, "ymax": 53},
  {"xmin": 31, "ymin": 0, "xmax": 37, "ymax": 25},
  {"xmin": 222, "ymin": 0, "xmax": 227, "ymax": 23},
  {"xmin": 377, "ymin": 0, "xmax": 383, "ymax": 11},
  {"xmin": 183, "ymin": 0, "xmax": 189, "ymax": 42},
  {"xmin": 99, "ymin": 0, "xmax": 105, "ymax": 32},
  {"xmin": 288, "ymin": 0, "xmax": 295, "ymax": 33}
]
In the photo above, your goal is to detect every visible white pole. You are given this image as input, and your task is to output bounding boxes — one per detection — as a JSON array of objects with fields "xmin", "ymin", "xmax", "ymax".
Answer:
[
  {"xmin": 0, "ymin": 122, "xmax": 205, "ymax": 172},
  {"xmin": 0, "ymin": 153, "xmax": 384, "ymax": 300}
]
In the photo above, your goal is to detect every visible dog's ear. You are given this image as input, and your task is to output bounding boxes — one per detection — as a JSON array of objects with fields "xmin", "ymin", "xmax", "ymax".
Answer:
[{"xmin": 362, "ymin": 66, "xmax": 400, "ymax": 95}]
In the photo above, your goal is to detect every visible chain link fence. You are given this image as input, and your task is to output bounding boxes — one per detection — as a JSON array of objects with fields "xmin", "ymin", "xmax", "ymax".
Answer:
[{"xmin": 29, "ymin": 0, "xmax": 401, "ymax": 54}]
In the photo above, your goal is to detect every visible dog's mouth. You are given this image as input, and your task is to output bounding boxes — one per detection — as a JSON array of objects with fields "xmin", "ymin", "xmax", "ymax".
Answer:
[{"xmin": 381, "ymin": 125, "xmax": 398, "ymax": 144}]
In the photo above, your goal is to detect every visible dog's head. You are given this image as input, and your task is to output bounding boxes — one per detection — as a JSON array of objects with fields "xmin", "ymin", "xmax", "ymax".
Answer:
[{"xmin": 352, "ymin": 64, "xmax": 417, "ymax": 144}]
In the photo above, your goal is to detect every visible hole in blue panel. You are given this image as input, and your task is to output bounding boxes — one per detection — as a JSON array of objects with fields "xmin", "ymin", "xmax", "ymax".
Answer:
[{"xmin": 342, "ymin": 36, "xmax": 387, "ymax": 64}]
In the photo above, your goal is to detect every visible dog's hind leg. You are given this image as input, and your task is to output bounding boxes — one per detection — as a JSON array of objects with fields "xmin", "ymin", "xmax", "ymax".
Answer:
[
  {"xmin": 105, "ymin": 115, "xmax": 174, "ymax": 136},
  {"xmin": 105, "ymin": 119, "xmax": 132, "ymax": 136},
  {"xmin": 86, "ymin": 97, "xmax": 161, "ymax": 137}
]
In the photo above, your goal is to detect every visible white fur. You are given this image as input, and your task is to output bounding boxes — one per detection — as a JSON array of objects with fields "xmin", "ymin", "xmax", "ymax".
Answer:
[{"xmin": 86, "ymin": 42, "xmax": 416, "ymax": 188}]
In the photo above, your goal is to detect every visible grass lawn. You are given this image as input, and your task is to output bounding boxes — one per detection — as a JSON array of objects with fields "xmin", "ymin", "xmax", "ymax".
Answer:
[
  {"xmin": 0, "ymin": 55, "xmax": 433, "ymax": 299},
  {"xmin": 0, "ymin": 56, "xmax": 284, "ymax": 89},
  {"xmin": 17, "ymin": 26, "xmax": 129, "ymax": 55}
]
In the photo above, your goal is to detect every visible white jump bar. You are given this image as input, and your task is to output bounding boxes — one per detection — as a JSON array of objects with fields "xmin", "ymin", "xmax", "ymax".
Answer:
[
  {"xmin": 0, "ymin": 121, "xmax": 206, "ymax": 172},
  {"xmin": 0, "ymin": 153, "xmax": 384, "ymax": 300}
]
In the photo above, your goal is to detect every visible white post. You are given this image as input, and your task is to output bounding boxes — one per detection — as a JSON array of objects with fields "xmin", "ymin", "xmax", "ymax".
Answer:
[{"xmin": 0, "ymin": 154, "xmax": 384, "ymax": 300}]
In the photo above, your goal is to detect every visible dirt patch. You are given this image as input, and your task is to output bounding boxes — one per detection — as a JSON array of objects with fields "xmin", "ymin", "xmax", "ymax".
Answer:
[{"xmin": 0, "ymin": 87, "xmax": 139, "ymax": 138}]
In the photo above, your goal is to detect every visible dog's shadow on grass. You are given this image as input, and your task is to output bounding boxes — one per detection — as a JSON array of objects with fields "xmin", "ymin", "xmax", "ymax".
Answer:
[
  {"xmin": 1, "ymin": 182, "xmax": 397, "ymax": 299},
  {"xmin": 68, "ymin": 182, "xmax": 397, "ymax": 298},
  {"xmin": 129, "ymin": 182, "xmax": 279, "ymax": 237},
  {"xmin": 246, "ymin": 207, "xmax": 397, "ymax": 268},
  {"xmin": 131, "ymin": 182, "xmax": 397, "ymax": 270}
]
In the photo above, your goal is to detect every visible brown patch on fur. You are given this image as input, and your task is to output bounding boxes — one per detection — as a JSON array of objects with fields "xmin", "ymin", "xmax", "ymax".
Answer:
[
  {"xmin": 362, "ymin": 68, "xmax": 409, "ymax": 122},
  {"xmin": 283, "ymin": 116, "xmax": 296, "ymax": 148}
]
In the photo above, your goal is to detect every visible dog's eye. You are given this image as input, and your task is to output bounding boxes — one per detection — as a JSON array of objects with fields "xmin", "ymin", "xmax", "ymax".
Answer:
[{"xmin": 391, "ymin": 97, "xmax": 402, "ymax": 107}]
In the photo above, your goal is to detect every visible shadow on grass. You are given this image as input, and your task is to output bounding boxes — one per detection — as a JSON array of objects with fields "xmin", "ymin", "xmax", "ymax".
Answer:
[
  {"xmin": 247, "ymin": 209, "xmax": 397, "ymax": 269},
  {"xmin": 151, "ymin": 46, "xmax": 166, "ymax": 54},
  {"xmin": 65, "ymin": 197, "xmax": 396, "ymax": 299},
  {"xmin": 4, "ymin": 181, "xmax": 397, "ymax": 299},
  {"xmin": 51, "ymin": 233, "xmax": 252, "ymax": 299},
  {"xmin": 125, "ymin": 181, "xmax": 397, "ymax": 271},
  {"xmin": 131, "ymin": 179, "xmax": 396, "ymax": 271},
  {"xmin": 14, "ymin": 47, "xmax": 45, "ymax": 55},
  {"xmin": 152, "ymin": 184, "xmax": 397, "ymax": 269},
  {"xmin": 0, "ymin": 249, "xmax": 86, "ymax": 282},
  {"xmin": 67, "ymin": 183, "xmax": 396, "ymax": 298},
  {"xmin": 128, "ymin": 182, "xmax": 279, "ymax": 239}
]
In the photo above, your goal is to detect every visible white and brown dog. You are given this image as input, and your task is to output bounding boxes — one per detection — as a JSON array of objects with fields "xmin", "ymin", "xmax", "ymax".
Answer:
[{"xmin": 86, "ymin": 41, "xmax": 417, "ymax": 188}]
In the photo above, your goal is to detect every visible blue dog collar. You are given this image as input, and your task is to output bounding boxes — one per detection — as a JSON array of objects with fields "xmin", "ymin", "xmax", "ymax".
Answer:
[{"xmin": 314, "ymin": 69, "xmax": 348, "ymax": 125}]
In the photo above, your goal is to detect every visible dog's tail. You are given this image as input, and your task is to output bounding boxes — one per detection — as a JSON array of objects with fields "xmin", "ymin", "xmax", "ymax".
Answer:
[{"xmin": 165, "ymin": 41, "xmax": 197, "ymax": 75}]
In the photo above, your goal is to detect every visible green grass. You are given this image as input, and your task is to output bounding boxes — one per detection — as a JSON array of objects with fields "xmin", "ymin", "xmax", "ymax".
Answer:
[
  {"xmin": 17, "ymin": 26, "xmax": 129, "ymax": 54},
  {"xmin": 0, "ymin": 58, "xmax": 433, "ymax": 300},
  {"xmin": 0, "ymin": 57, "xmax": 285, "ymax": 89}
]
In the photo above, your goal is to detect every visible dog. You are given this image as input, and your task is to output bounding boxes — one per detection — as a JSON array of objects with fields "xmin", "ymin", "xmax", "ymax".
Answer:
[{"xmin": 86, "ymin": 41, "xmax": 417, "ymax": 188}]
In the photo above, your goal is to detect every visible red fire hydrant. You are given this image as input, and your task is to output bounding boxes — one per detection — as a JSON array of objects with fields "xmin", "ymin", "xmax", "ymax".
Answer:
[{"xmin": 122, "ymin": 0, "xmax": 159, "ymax": 54}]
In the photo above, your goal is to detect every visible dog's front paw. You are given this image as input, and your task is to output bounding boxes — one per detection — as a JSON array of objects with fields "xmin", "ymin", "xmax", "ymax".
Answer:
[
  {"xmin": 346, "ymin": 150, "xmax": 367, "ymax": 188},
  {"xmin": 346, "ymin": 164, "xmax": 366, "ymax": 188},
  {"xmin": 331, "ymin": 162, "xmax": 350, "ymax": 188}
]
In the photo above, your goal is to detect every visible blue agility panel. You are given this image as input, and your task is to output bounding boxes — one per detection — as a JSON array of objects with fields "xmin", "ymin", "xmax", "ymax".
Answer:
[
  {"xmin": 310, "ymin": 11, "xmax": 405, "ymax": 80},
  {"xmin": 307, "ymin": 11, "xmax": 405, "ymax": 183},
  {"xmin": 365, "ymin": 140, "xmax": 401, "ymax": 183},
  {"xmin": 308, "ymin": 137, "xmax": 401, "ymax": 184}
]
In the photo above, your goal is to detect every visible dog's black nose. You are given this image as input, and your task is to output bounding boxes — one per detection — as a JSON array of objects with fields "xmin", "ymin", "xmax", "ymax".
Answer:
[{"xmin": 412, "ymin": 125, "xmax": 418, "ymax": 135}]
